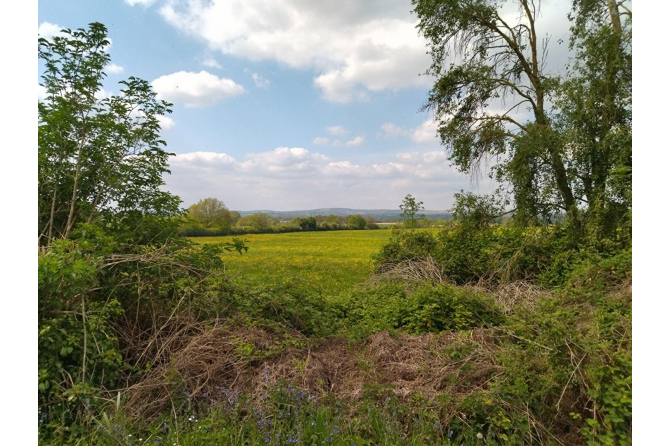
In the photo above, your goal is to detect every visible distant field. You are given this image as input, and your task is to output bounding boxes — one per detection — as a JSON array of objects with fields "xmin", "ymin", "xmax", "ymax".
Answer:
[{"xmin": 192, "ymin": 229, "xmax": 438, "ymax": 295}]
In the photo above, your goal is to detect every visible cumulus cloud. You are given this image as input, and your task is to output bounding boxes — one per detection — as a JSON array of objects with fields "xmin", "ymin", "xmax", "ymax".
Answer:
[
  {"xmin": 94, "ymin": 88, "xmax": 114, "ymax": 100},
  {"xmin": 312, "ymin": 137, "xmax": 330, "ymax": 145},
  {"xmin": 107, "ymin": 63, "xmax": 124, "ymax": 74},
  {"xmin": 202, "ymin": 58, "xmax": 222, "ymax": 69},
  {"xmin": 163, "ymin": 146, "xmax": 493, "ymax": 210},
  {"xmin": 345, "ymin": 136, "xmax": 365, "ymax": 147},
  {"xmin": 151, "ymin": 71, "xmax": 245, "ymax": 107},
  {"xmin": 412, "ymin": 119, "xmax": 439, "ymax": 143},
  {"xmin": 422, "ymin": 151, "xmax": 446, "ymax": 164},
  {"xmin": 171, "ymin": 151, "xmax": 236, "ymax": 166},
  {"xmin": 377, "ymin": 120, "xmax": 439, "ymax": 143},
  {"xmin": 38, "ymin": 22, "xmax": 64, "ymax": 40},
  {"xmin": 157, "ymin": 0, "xmax": 433, "ymax": 102},
  {"xmin": 124, "ymin": 0, "xmax": 157, "ymax": 6},
  {"xmin": 157, "ymin": 115, "xmax": 176, "ymax": 130},
  {"xmin": 238, "ymin": 147, "xmax": 329, "ymax": 174},
  {"xmin": 326, "ymin": 126, "xmax": 349, "ymax": 137},
  {"xmin": 251, "ymin": 73, "xmax": 271, "ymax": 89},
  {"xmin": 378, "ymin": 122, "xmax": 409, "ymax": 139}
]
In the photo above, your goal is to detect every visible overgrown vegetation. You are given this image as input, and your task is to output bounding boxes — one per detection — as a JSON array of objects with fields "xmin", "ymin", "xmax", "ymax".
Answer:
[{"xmin": 39, "ymin": 1, "xmax": 632, "ymax": 443}]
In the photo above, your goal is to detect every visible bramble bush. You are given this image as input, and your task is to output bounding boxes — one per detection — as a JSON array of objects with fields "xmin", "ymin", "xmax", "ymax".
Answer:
[{"xmin": 331, "ymin": 283, "xmax": 504, "ymax": 339}]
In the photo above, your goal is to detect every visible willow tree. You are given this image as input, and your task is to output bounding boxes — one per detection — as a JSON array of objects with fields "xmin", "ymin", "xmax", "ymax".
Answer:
[
  {"xmin": 38, "ymin": 22, "xmax": 180, "ymax": 246},
  {"xmin": 413, "ymin": 0, "xmax": 631, "ymax": 236}
]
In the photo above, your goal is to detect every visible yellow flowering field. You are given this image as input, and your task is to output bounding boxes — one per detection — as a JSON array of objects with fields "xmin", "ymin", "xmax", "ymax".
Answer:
[{"xmin": 192, "ymin": 229, "xmax": 439, "ymax": 294}]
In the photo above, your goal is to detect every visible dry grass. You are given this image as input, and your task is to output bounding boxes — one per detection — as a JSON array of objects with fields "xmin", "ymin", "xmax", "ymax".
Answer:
[
  {"xmin": 124, "ymin": 324, "xmax": 501, "ymax": 421},
  {"xmin": 372, "ymin": 256, "xmax": 453, "ymax": 287},
  {"xmin": 469, "ymin": 280, "xmax": 551, "ymax": 314}
]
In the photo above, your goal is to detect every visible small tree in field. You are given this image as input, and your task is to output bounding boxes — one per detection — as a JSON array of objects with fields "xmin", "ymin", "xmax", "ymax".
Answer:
[
  {"xmin": 348, "ymin": 214, "xmax": 367, "ymax": 230},
  {"xmin": 399, "ymin": 194, "xmax": 424, "ymax": 231}
]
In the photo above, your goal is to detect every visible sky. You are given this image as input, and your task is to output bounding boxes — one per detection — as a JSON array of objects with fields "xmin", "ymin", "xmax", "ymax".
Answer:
[{"xmin": 37, "ymin": 0, "xmax": 578, "ymax": 211}]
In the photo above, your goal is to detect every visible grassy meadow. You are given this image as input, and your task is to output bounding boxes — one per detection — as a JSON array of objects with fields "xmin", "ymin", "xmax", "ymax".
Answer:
[{"xmin": 192, "ymin": 229, "xmax": 439, "ymax": 294}]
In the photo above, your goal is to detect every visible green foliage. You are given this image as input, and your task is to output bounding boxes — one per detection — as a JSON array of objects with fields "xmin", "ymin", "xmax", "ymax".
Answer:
[
  {"xmin": 376, "ymin": 218, "xmax": 579, "ymax": 287},
  {"xmin": 237, "ymin": 212, "xmax": 278, "ymax": 231},
  {"xmin": 38, "ymin": 22, "xmax": 180, "ymax": 245},
  {"xmin": 38, "ymin": 239, "xmax": 123, "ymax": 437},
  {"xmin": 297, "ymin": 216, "xmax": 318, "ymax": 231},
  {"xmin": 399, "ymin": 194, "xmax": 424, "ymax": 230},
  {"xmin": 347, "ymin": 214, "xmax": 367, "ymax": 230},
  {"xmin": 413, "ymin": 0, "xmax": 632, "ymax": 237},
  {"xmin": 185, "ymin": 198, "xmax": 234, "ymax": 231},
  {"xmin": 332, "ymin": 283, "xmax": 503, "ymax": 338},
  {"xmin": 373, "ymin": 229, "xmax": 437, "ymax": 265}
]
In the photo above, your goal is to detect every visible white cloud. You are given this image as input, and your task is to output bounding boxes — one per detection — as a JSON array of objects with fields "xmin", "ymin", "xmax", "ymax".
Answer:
[
  {"xmin": 38, "ymin": 22, "xmax": 64, "ymax": 40},
  {"xmin": 38, "ymin": 85, "xmax": 48, "ymax": 102},
  {"xmin": 95, "ymin": 88, "xmax": 114, "ymax": 100},
  {"xmin": 238, "ymin": 147, "xmax": 329, "ymax": 174},
  {"xmin": 171, "ymin": 151, "xmax": 236, "ymax": 165},
  {"xmin": 251, "ymin": 73, "xmax": 271, "ymax": 89},
  {"xmin": 396, "ymin": 152, "xmax": 419, "ymax": 163},
  {"xmin": 312, "ymin": 137, "xmax": 330, "ymax": 145},
  {"xmin": 107, "ymin": 63, "xmax": 124, "ymax": 74},
  {"xmin": 157, "ymin": 0, "xmax": 433, "ymax": 102},
  {"xmin": 412, "ymin": 119, "xmax": 439, "ymax": 143},
  {"xmin": 422, "ymin": 151, "xmax": 445, "ymax": 164},
  {"xmin": 163, "ymin": 146, "xmax": 493, "ymax": 210},
  {"xmin": 151, "ymin": 71, "xmax": 245, "ymax": 107},
  {"xmin": 377, "ymin": 120, "xmax": 438, "ymax": 144},
  {"xmin": 124, "ymin": 0, "xmax": 157, "ymax": 6},
  {"xmin": 379, "ymin": 122, "xmax": 409, "ymax": 139},
  {"xmin": 345, "ymin": 136, "xmax": 365, "ymax": 147},
  {"xmin": 202, "ymin": 58, "xmax": 222, "ymax": 69},
  {"xmin": 326, "ymin": 126, "xmax": 349, "ymax": 137},
  {"xmin": 157, "ymin": 115, "xmax": 176, "ymax": 130}
]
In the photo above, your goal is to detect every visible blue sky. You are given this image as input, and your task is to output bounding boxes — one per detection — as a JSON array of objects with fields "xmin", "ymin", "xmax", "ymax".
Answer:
[{"xmin": 37, "ymin": 0, "xmax": 578, "ymax": 211}]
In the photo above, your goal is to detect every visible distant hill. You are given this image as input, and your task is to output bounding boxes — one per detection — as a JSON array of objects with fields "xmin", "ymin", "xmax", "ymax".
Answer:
[{"xmin": 237, "ymin": 208, "xmax": 453, "ymax": 222}]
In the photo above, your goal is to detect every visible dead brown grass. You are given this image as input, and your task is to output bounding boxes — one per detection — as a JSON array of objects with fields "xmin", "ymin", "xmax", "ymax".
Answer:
[
  {"xmin": 371, "ymin": 256, "xmax": 453, "ymax": 287},
  {"xmin": 124, "ymin": 324, "xmax": 501, "ymax": 421}
]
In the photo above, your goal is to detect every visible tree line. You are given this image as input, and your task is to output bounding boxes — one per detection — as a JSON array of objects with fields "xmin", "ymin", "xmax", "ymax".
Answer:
[{"xmin": 179, "ymin": 197, "xmax": 382, "ymax": 236}]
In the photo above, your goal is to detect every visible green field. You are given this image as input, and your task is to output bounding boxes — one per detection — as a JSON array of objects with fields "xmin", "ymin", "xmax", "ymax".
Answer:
[{"xmin": 192, "ymin": 229, "xmax": 437, "ymax": 294}]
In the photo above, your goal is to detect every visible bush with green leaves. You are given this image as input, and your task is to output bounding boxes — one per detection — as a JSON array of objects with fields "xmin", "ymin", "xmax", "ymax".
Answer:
[{"xmin": 332, "ymin": 283, "xmax": 503, "ymax": 338}]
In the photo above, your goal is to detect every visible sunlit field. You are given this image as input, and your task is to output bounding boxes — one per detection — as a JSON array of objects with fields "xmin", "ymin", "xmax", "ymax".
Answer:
[{"xmin": 192, "ymin": 229, "xmax": 439, "ymax": 294}]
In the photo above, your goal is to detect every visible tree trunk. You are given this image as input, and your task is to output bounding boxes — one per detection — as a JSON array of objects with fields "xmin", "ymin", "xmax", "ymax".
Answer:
[{"xmin": 64, "ymin": 145, "xmax": 84, "ymax": 239}]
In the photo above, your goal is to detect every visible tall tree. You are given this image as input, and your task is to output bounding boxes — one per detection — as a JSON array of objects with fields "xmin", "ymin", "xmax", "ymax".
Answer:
[
  {"xmin": 413, "ymin": 0, "xmax": 631, "ymax": 235},
  {"xmin": 554, "ymin": 0, "xmax": 632, "ymax": 240},
  {"xmin": 38, "ymin": 22, "xmax": 180, "ymax": 246},
  {"xmin": 186, "ymin": 198, "xmax": 233, "ymax": 229}
]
